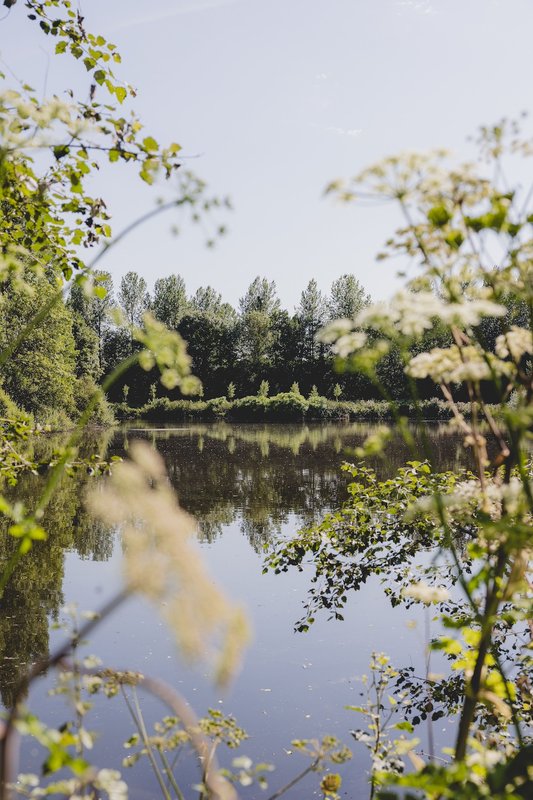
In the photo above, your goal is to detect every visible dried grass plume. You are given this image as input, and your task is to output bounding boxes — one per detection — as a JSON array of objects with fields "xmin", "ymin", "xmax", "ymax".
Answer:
[{"xmin": 86, "ymin": 442, "xmax": 250, "ymax": 685}]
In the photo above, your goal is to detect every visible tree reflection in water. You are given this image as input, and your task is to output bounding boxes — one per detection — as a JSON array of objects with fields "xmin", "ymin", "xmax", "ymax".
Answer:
[{"xmin": 0, "ymin": 422, "xmax": 463, "ymax": 708}]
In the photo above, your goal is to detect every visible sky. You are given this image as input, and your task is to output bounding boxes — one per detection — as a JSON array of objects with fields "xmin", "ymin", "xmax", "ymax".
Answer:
[{"xmin": 2, "ymin": 0, "xmax": 533, "ymax": 310}]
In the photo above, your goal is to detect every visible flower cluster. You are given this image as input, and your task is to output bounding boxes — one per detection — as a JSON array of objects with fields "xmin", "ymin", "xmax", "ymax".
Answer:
[
  {"xmin": 0, "ymin": 91, "xmax": 94, "ymax": 148},
  {"xmin": 406, "ymin": 345, "xmax": 512, "ymax": 384},
  {"xmin": 402, "ymin": 581, "xmax": 450, "ymax": 604},
  {"xmin": 406, "ymin": 476, "xmax": 531, "ymax": 523},
  {"xmin": 495, "ymin": 326, "xmax": 533, "ymax": 362},
  {"xmin": 317, "ymin": 291, "xmax": 507, "ymax": 360},
  {"xmin": 359, "ymin": 291, "xmax": 506, "ymax": 336}
]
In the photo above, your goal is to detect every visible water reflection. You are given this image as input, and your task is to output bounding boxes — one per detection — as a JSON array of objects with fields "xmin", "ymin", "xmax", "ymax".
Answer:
[
  {"xmin": 0, "ymin": 422, "xmax": 463, "ymax": 710},
  {"xmin": 117, "ymin": 422, "xmax": 465, "ymax": 546},
  {"xmin": 0, "ymin": 429, "xmax": 114, "ymax": 707}
]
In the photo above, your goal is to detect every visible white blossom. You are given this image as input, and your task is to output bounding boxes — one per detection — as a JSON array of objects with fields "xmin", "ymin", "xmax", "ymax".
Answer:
[
  {"xmin": 95, "ymin": 770, "xmax": 128, "ymax": 800},
  {"xmin": 317, "ymin": 318, "xmax": 353, "ymax": 344},
  {"xmin": 356, "ymin": 292, "xmax": 506, "ymax": 339},
  {"xmin": 402, "ymin": 582, "xmax": 449, "ymax": 604},
  {"xmin": 232, "ymin": 756, "xmax": 253, "ymax": 770},
  {"xmin": 406, "ymin": 345, "xmax": 512, "ymax": 384},
  {"xmin": 332, "ymin": 331, "xmax": 367, "ymax": 357},
  {"xmin": 495, "ymin": 326, "xmax": 533, "ymax": 361}
]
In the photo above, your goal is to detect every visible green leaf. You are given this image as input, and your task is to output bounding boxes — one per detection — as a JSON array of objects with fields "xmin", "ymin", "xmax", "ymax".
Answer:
[
  {"xmin": 444, "ymin": 230, "xmax": 464, "ymax": 249},
  {"xmin": 143, "ymin": 136, "xmax": 158, "ymax": 152},
  {"xmin": 115, "ymin": 86, "xmax": 127, "ymax": 104},
  {"xmin": 394, "ymin": 721, "xmax": 414, "ymax": 732},
  {"xmin": 53, "ymin": 145, "xmax": 70, "ymax": 160}
]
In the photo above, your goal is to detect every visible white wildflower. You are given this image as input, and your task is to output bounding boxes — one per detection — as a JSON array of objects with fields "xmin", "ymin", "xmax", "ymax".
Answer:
[
  {"xmin": 333, "ymin": 331, "xmax": 367, "ymax": 357},
  {"xmin": 15, "ymin": 775, "xmax": 40, "ymax": 788},
  {"xmin": 232, "ymin": 756, "xmax": 253, "ymax": 770},
  {"xmin": 356, "ymin": 301, "xmax": 400, "ymax": 335},
  {"xmin": 355, "ymin": 292, "xmax": 506, "ymax": 341},
  {"xmin": 317, "ymin": 318, "xmax": 353, "ymax": 344},
  {"xmin": 406, "ymin": 345, "xmax": 512, "ymax": 384},
  {"xmin": 495, "ymin": 326, "xmax": 533, "ymax": 361},
  {"xmin": 500, "ymin": 477, "xmax": 532, "ymax": 518},
  {"xmin": 95, "ymin": 770, "xmax": 128, "ymax": 800},
  {"xmin": 440, "ymin": 299, "xmax": 506, "ymax": 327},
  {"xmin": 402, "ymin": 582, "xmax": 450, "ymax": 604}
]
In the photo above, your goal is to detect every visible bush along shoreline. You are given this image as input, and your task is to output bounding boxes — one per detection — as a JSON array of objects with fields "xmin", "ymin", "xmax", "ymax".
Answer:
[{"xmin": 112, "ymin": 393, "xmax": 486, "ymax": 423}]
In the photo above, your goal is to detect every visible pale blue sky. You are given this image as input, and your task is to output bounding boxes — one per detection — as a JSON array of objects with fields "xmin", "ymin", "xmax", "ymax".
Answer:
[{"xmin": 2, "ymin": 0, "xmax": 533, "ymax": 308}]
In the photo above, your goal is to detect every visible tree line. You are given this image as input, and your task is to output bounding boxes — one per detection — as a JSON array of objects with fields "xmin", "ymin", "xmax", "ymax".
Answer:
[
  {"xmin": 1, "ymin": 266, "xmax": 524, "ymax": 421},
  {"xmin": 69, "ymin": 270, "xmax": 378, "ymax": 405}
]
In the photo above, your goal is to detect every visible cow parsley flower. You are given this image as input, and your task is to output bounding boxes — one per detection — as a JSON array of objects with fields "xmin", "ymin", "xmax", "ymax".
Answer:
[
  {"xmin": 402, "ymin": 582, "xmax": 450, "ymax": 604},
  {"xmin": 495, "ymin": 326, "xmax": 533, "ymax": 361},
  {"xmin": 406, "ymin": 345, "xmax": 512, "ymax": 384},
  {"xmin": 318, "ymin": 318, "xmax": 353, "ymax": 344},
  {"xmin": 332, "ymin": 331, "xmax": 367, "ymax": 357}
]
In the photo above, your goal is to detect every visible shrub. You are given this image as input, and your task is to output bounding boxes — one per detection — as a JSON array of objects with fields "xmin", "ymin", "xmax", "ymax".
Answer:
[
  {"xmin": 266, "ymin": 392, "xmax": 308, "ymax": 421},
  {"xmin": 207, "ymin": 397, "xmax": 230, "ymax": 418},
  {"xmin": 0, "ymin": 386, "xmax": 32, "ymax": 425},
  {"xmin": 289, "ymin": 381, "xmax": 301, "ymax": 396},
  {"xmin": 74, "ymin": 376, "xmax": 115, "ymax": 427},
  {"xmin": 230, "ymin": 396, "xmax": 269, "ymax": 421}
]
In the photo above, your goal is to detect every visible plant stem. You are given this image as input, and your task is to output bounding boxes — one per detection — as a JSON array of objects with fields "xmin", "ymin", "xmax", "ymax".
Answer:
[
  {"xmin": 127, "ymin": 687, "xmax": 172, "ymax": 800},
  {"xmin": 454, "ymin": 548, "xmax": 507, "ymax": 761},
  {"xmin": 265, "ymin": 758, "xmax": 319, "ymax": 800},
  {"xmin": 158, "ymin": 747, "xmax": 186, "ymax": 800},
  {"xmin": 0, "ymin": 589, "xmax": 130, "ymax": 799}
]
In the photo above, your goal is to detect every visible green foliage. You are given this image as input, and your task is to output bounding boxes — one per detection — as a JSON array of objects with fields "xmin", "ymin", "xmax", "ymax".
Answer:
[
  {"xmin": 71, "ymin": 312, "xmax": 101, "ymax": 381},
  {"xmin": 276, "ymin": 118, "xmax": 533, "ymax": 796},
  {"xmin": 377, "ymin": 746, "xmax": 533, "ymax": 800},
  {"xmin": 327, "ymin": 274, "xmax": 370, "ymax": 320},
  {"xmin": 257, "ymin": 379, "xmax": 269, "ymax": 397},
  {"xmin": 266, "ymin": 391, "xmax": 308, "ymax": 420},
  {"xmin": 0, "ymin": 270, "xmax": 77, "ymax": 418},
  {"xmin": 73, "ymin": 376, "xmax": 115, "ymax": 426},
  {"xmin": 152, "ymin": 274, "xmax": 187, "ymax": 329},
  {"xmin": 296, "ymin": 278, "xmax": 327, "ymax": 362},
  {"xmin": 0, "ymin": 386, "xmax": 30, "ymax": 425},
  {"xmin": 118, "ymin": 395, "xmax": 478, "ymax": 424},
  {"xmin": 230, "ymin": 395, "xmax": 269, "ymax": 421},
  {"xmin": 266, "ymin": 460, "xmax": 461, "ymax": 630}
]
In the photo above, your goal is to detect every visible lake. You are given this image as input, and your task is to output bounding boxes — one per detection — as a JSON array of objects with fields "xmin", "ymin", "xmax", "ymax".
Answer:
[{"xmin": 2, "ymin": 422, "xmax": 466, "ymax": 799}]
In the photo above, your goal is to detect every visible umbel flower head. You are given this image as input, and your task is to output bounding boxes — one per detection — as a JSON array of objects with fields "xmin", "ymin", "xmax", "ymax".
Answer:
[
  {"xmin": 87, "ymin": 442, "xmax": 250, "ymax": 685},
  {"xmin": 317, "ymin": 290, "xmax": 507, "ymax": 359}
]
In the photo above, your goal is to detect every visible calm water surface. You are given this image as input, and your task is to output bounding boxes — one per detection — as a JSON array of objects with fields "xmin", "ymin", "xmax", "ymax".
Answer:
[{"xmin": 3, "ymin": 423, "xmax": 466, "ymax": 798}]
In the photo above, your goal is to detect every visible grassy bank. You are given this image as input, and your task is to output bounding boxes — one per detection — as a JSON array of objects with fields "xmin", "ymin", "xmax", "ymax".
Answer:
[{"xmin": 112, "ymin": 393, "xmax": 477, "ymax": 423}]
